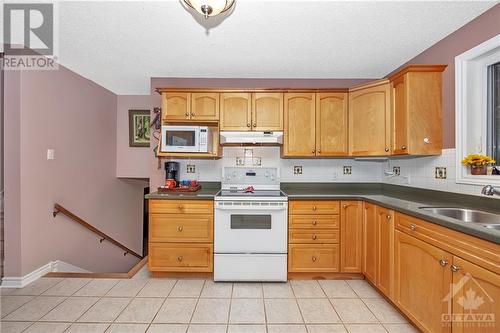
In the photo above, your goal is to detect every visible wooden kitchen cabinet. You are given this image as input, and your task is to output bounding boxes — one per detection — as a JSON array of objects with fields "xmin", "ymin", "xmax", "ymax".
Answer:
[
  {"xmin": 162, "ymin": 92, "xmax": 191, "ymax": 121},
  {"xmin": 363, "ymin": 202, "xmax": 378, "ymax": 283},
  {"xmin": 316, "ymin": 93, "xmax": 349, "ymax": 156},
  {"xmin": 390, "ymin": 65, "xmax": 446, "ymax": 155},
  {"xmin": 340, "ymin": 201, "xmax": 363, "ymax": 273},
  {"xmin": 191, "ymin": 92, "xmax": 219, "ymax": 120},
  {"xmin": 148, "ymin": 199, "xmax": 214, "ymax": 273},
  {"xmin": 349, "ymin": 80, "xmax": 391, "ymax": 156},
  {"xmin": 220, "ymin": 92, "xmax": 283, "ymax": 131},
  {"xmin": 252, "ymin": 92, "xmax": 284, "ymax": 131},
  {"xmin": 220, "ymin": 92, "xmax": 252, "ymax": 131},
  {"xmin": 376, "ymin": 206, "xmax": 394, "ymax": 298},
  {"xmin": 283, "ymin": 93, "xmax": 316, "ymax": 157},
  {"xmin": 288, "ymin": 200, "xmax": 340, "ymax": 274},
  {"xmin": 394, "ymin": 230, "xmax": 452, "ymax": 333},
  {"xmin": 450, "ymin": 256, "xmax": 500, "ymax": 333}
]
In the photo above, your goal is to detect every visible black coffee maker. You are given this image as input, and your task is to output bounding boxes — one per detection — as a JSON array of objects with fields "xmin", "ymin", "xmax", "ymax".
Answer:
[{"xmin": 165, "ymin": 161, "xmax": 180, "ymax": 183}]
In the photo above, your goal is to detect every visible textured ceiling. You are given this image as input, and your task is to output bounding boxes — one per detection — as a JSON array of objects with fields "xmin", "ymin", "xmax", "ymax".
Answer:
[{"xmin": 51, "ymin": 1, "xmax": 497, "ymax": 94}]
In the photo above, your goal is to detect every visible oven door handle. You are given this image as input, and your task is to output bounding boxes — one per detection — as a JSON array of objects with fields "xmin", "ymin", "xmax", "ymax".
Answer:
[{"xmin": 215, "ymin": 205, "xmax": 287, "ymax": 211}]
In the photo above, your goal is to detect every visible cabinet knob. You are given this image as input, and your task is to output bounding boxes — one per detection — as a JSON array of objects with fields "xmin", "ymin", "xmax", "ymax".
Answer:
[
  {"xmin": 247, "ymin": 123, "xmax": 251, "ymax": 127},
  {"xmin": 253, "ymin": 124, "xmax": 257, "ymax": 127},
  {"xmin": 343, "ymin": 204, "xmax": 349, "ymax": 209},
  {"xmin": 185, "ymin": 112, "xmax": 189, "ymax": 117},
  {"xmin": 423, "ymin": 137, "xmax": 430, "ymax": 144},
  {"xmin": 387, "ymin": 215, "xmax": 391, "ymax": 220},
  {"xmin": 312, "ymin": 220, "xmax": 317, "ymax": 225},
  {"xmin": 409, "ymin": 224, "xmax": 416, "ymax": 231},
  {"xmin": 177, "ymin": 256, "xmax": 183, "ymax": 262},
  {"xmin": 312, "ymin": 149, "xmax": 316, "ymax": 153},
  {"xmin": 317, "ymin": 149, "xmax": 321, "ymax": 154},
  {"xmin": 385, "ymin": 147, "xmax": 390, "ymax": 152},
  {"xmin": 401, "ymin": 145, "xmax": 407, "ymax": 150},
  {"xmin": 312, "ymin": 235, "xmax": 317, "ymax": 240},
  {"xmin": 451, "ymin": 264, "xmax": 460, "ymax": 272},
  {"xmin": 312, "ymin": 206, "xmax": 317, "ymax": 211},
  {"xmin": 439, "ymin": 259, "xmax": 448, "ymax": 267},
  {"xmin": 177, "ymin": 226, "xmax": 183, "ymax": 232},
  {"xmin": 191, "ymin": 112, "xmax": 195, "ymax": 117},
  {"xmin": 178, "ymin": 205, "xmax": 184, "ymax": 210},
  {"xmin": 311, "ymin": 256, "xmax": 317, "ymax": 262}
]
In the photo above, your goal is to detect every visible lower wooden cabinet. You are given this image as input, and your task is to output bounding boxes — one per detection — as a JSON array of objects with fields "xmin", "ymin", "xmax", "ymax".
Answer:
[
  {"xmin": 149, "ymin": 243, "xmax": 213, "ymax": 272},
  {"xmin": 148, "ymin": 199, "xmax": 214, "ymax": 273},
  {"xmin": 340, "ymin": 201, "xmax": 363, "ymax": 273},
  {"xmin": 363, "ymin": 203, "xmax": 378, "ymax": 282},
  {"xmin": 288, "ymin": 244, "xmax": 339, "ymax": 272}
]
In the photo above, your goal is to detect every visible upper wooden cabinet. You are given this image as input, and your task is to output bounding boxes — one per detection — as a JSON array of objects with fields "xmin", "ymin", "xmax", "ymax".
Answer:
[
  {"xmin": 220, "ymin": 93, "xmax": 252, "ymax": 131},
  {"xmin": 283, "ymin": 93, "xmax": 316, "ymax": 157},
  {"xmin": 389, "ymin": 65, "xmax": 446, "ymax": 155},
  {"xmin": 283, "ymin": 92, "xmax": 348, "ymax": 157},
  {"xmin": 252, "ymin": 93, "xmax": 284, "ymax": 131},
  {"xmin": 220, "ymin": 92, "xmax": 283, "ymax": 131},
  {"xmin": 349, "ymin": 80, "xmax": 391, "ymax": 156},
  {"xmin": 162, "ymin": 91, "xmax": 219, "ymax": 122},
  {"xmin": 316, "ymin": 93, "xmax": 349, "ymax": 156},
  {"xmin": 162, "ymin": 92, "xmax": 191, "ymax": 121}
]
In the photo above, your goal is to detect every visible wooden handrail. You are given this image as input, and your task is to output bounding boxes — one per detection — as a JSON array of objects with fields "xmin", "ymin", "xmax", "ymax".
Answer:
[{"xmin": 53, "ymin": 203, "xmax": 143, "ymax": 259}]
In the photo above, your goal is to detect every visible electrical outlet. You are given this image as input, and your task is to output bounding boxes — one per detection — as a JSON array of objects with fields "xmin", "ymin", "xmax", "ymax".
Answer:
[
  {"xmin": 435, "ymin": 167, "xmax": 447, "ymax": 179},
  {"xmin": 343, "ymin": 166, "xmax": 352, "ymax": 175},
  {"xmin": 236, "ymin": 157, "xmax": 245, "ymax": 166},
  {"xmin": 252, "ymin": 157, "xmax": 261, "ymax": 166},
  {"xmin": 186, "ymin": 164, "xmax": 196, "ymax": 173},
  {"xmin": 393, "ymin": 166, "xmax": 401, "ymax": 176},
  {"xmin": 294, "ymin": 166, "xmax": 303, "ymax": 175}
]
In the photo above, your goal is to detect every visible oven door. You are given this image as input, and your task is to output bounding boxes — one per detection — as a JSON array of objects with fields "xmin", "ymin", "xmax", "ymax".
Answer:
[
  {"xmin": 214, "ymin": 201, "xmax": 288, "ymax": 253},
  {"xmin": 161, "ymin": 126, "xmax": 200, "ymax": 152}
]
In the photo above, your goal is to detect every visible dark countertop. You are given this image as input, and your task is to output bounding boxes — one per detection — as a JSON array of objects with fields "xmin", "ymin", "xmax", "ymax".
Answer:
[
  {"xmin": 145, "ymin": 181, "xmax": 500, "ymax": 244},
  {"xmin": 281, "ymin": 183, "xmax": 500, "ymax": 245},
  {"xmin": 145, "ymin": 182, "xmax": 220, "ymax": 200}
]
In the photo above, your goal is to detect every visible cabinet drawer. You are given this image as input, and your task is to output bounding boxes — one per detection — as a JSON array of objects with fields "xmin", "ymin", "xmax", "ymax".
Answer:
[
  {"xmin": 288, "ymin": 244, "xmax": 339, "ymax": 272},
  {"xmin": 289, "ymin": 229, "xmax": 339, "ymax": 244},
  {"xmin": 149, "ymin": 243, "xmax": 213, "ymax": 272},
  {"xmin": 289, "ymin": 215, "xmax": 339, "ymax": 229},
  {"xmin": 395, "ymin": 212, "xmax": 500, "ymax": 275},
  {"xmin": 149, "ymin": 200, "xmax": 213, "ymax": 214},
  {"xmin": 289, "ymin": 200, "xmax": 339, "ymax": 215},
  {"xmin": 150, "ymin": 214, "xmax": 213, "ymax": 243}
]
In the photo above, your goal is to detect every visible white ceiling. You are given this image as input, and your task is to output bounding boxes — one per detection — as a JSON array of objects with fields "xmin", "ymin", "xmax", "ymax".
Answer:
[{"xmin": 54, "ymin": 0, "xmax": 496, "ymax": 94}]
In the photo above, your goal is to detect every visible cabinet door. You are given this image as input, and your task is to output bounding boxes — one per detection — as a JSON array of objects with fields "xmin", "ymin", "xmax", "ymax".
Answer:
[
  {"xmin": 191, "ymin": 92, "xmax": 219, "ymax": 120},
  {"xmin": 162, "ymin": 92, "xmax": 191, "ymax": 121},
  {"xmin": 283, "ymin": 93, "xmax": 316, "ymax": 157},
  {"xmin": 340, "ymin": 201, "xmax": 363, "ymax": 273},
  {"xmin": 363, "ymin": 202, "xmax": 377, "ymax": 283},
  {"xmin": 252, "ymin": 92, "xmax": 283, "ymax": 131},
  {"xmin": 220, "ymin": 93, "xmax": 251, "ymax": 131},
  {"xmin": 349, "ymin": 82, "xmax": 391, "ymax": 156},
  {"xmin": 316, "ymin": 93, "xmax": 348, "ymax": 156},
  {"xmin": 376, "ymin": 206, "xmax": 394, "ymax": 298},
  {"xmin": 451, "ymin": 256, "xmax": 500, "ymax": 333},
  {"xmin": 394, "ymin": 231, "xmax": 452, "ymax": 333},
  {"xmin": 392, "ymin": 75, "xmax": 409, "ymax": 155}
]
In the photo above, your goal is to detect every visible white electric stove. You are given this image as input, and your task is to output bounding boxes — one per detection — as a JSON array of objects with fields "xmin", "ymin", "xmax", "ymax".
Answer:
[{"xmin": 214, "ymin": 167, "xmax": 288, "ymax": 282}]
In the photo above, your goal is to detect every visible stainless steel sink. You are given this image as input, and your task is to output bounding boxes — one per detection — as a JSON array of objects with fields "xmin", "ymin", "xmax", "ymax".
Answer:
[{"xmin": 419, "ymin": 207, "xmax": 500, "ymax": 230}]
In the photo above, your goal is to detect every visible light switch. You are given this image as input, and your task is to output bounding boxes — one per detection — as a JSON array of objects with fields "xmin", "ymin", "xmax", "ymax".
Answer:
[{"xmin": 47, "ymin": 149, "xmax": 55, "ymax": 160}]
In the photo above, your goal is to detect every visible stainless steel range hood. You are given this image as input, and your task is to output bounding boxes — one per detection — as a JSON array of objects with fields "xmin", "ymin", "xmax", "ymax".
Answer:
[{"xmin": 220, "ymin": 131, "xmax": 283, "ymax": 145}]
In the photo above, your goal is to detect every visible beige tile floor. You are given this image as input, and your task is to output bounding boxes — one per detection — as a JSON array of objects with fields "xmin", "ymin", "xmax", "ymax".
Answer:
[{"xmin": 1, "ymin": 267, "xmax": 420, "ymax": 333}]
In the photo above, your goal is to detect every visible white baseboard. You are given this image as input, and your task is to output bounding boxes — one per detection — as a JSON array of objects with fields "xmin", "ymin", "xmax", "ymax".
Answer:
[{"xmin": 1, "ymin": 260, "xmax": 90, "ymax": 288}]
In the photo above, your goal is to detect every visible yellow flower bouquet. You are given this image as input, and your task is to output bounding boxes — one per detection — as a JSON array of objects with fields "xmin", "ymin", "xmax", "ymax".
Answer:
[{"xmin": 461, "ymin": 154, "xmax": 496, "ymax": 175}]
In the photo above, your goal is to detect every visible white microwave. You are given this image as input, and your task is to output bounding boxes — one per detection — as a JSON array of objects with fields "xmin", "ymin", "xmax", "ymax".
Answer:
[{"xmin": 161, "ymin": 125, "xmax": 211, "ymax": 153}]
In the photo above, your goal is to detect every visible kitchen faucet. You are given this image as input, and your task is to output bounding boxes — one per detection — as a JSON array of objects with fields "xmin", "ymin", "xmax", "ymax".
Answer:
[{"xmin": 481, "ymin": 185, "xmax": 500, "ymax": 196}]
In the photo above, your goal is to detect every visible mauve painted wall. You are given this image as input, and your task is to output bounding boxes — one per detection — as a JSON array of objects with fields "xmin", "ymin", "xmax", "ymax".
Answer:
[
  {"xmin": 387, "ymin": 3, "xmax": 500, "ymax": 148},
  {"xmin": 4, "ymin": 65, "xmax": 146, "ymax": 276}
]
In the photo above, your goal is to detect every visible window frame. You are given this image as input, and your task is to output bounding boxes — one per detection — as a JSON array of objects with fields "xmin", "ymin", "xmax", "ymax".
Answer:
[{"xmin": 455, "ymin": 34, "xmax": 500, "ymax": 185}]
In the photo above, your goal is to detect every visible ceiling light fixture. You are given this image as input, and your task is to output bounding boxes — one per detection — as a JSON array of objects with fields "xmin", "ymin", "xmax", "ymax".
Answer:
[{"xmin": 183, "ymin": 0, "xmax": 235, "ymax": 19}]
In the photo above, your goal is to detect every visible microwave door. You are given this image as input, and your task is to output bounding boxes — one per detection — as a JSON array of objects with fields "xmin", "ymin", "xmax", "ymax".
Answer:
[{"xmin": 163, "ymin": 130, "xmax": 199, "ymax": 152}]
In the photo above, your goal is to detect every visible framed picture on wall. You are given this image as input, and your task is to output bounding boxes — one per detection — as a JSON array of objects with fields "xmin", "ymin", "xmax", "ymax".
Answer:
[{"xmin": 129, "ymin": 110, "xmax": 151, "ymax": 147}]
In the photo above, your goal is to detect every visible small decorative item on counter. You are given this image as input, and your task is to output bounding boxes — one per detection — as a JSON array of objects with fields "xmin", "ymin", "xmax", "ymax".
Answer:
[
  {"xmin": 461, "ymin": 154, "xmax": 496, "ymax": 175},
  {"xmin": 165, "ymin": 179, "xmax": 177, "ymax": 189}
]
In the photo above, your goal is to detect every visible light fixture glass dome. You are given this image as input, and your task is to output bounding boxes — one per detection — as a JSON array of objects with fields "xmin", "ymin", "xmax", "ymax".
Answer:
[{"xmin": 184, "ymin": 0, "xmax": 235, "ymax": 19}]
